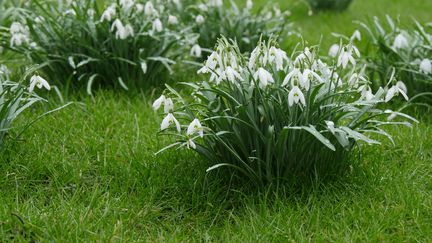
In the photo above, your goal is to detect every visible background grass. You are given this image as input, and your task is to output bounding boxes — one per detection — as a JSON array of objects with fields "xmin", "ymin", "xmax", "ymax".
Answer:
[{"xmin": 0, "ymin": 0, "xmax": 432, "ymax": 241}]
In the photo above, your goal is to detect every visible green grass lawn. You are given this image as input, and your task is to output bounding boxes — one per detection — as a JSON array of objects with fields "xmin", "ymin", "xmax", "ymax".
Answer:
[{"xmin": 1, "ymin": 0, "xmax": 432, "ymax": 241}]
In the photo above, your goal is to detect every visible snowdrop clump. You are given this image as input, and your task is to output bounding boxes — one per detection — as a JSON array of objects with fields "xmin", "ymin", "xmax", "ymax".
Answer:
[
  {"xmin": 359, "ymin": 16, "xmax": 432, "ymax": 99},
  {"xmin": 171, "ymin": 0, "xmax": 291, "ymax": 56},
  {"xmin": 153, "ymin": 37, "xmax": 415, "ymax": 185},
  {"xmin": 0, "ymin": 0, "xmax": 197, "ymax": 92}
]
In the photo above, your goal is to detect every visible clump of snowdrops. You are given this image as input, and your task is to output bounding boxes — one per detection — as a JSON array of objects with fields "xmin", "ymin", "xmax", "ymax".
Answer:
[
  {"xmin": 174, "ymin": 0, "xmax": 290, "ymax": 58},
  {"xmin": 358, "ymin": 16, "xmax": 432, "ymax": 100},
  {"xmin": 0, "ymin": 0, "xmax": 197, "ymax": 92},
  {"xmin": 153, "ymin": 37, "xmax": 416, "ymax": 185},
  {"xmin": 0, "ymin": 65, "xmax": 51, "ymax": 148}
]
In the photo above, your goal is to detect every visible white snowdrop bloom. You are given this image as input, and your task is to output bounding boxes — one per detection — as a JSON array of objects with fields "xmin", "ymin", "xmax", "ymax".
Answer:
[
  {"xmin": 246, "ymin": 0, "xmax": 253, "ymax": 10},
  {"xmin": 337, "ymin": 48, "xmax": 356, "ymax": 69},
  {"xmin": 225, "ymin": 66, "xmax": 243, "ymax": 82},
  {"xmin": 358, "ymin": 84, "xmax": 374, "ymax": 101},
  {"xmin": 120, "ymin": 0, "xmax": 135, "ymax": 12},
  {"xmin": 392, "ymin": 33, "xmax": 409, "ymax": 49},
  {"xmin": 208, "ymin": 0, "xmax": 223, "ymax": 7},
  {"xmin": 136, "ymin": 3, "xmax": 144, "ymax": 13},
  {"xmin": 160, "ymin": 113, "xmax": 181, "ymax": 132},
  {"xmin": 10, "ymin": 33, "xmax": 29, "ymax": 47},
  {"xmin": 111, "ymin": 19, "xmax": 134, "ymax": 39},
  {"xmin": 195, "ymin": 15, "xmax": 205, "ymax": 24},
  {"xmin": 186, "ymin": 139, "xmax": 197, "ymax": 149},
  {"xmin": 10, "ymin": 22, "xmax": 24, "ymax": 34},
  {"xmin": 385, "ymin": 81, "xmax": 408, "ymax": 102},
  {"xmin": 168, "ymin": 15, "xmax": 179, "ymax": 25},
  {"xmin": 209, "ymin": 68, "xmax": 226, "ymax": 85},
  {"xmin": 419, "ymin": 59, "xmax": 432, "ymax": 74},
  {"xmin": 198, "ymin": 52, "xmax": 220, "ymax": 73},
  {"xmin": 152, "ymin": 18, "xmax": 163, "ymax": 33},
  {"xmin": 29, "ymin": 75, "xmax": 50, "ymax": 93},
  {"xmin": 101, "ymin": 4, "xmax": 116, "ymax": 22},
  {"xmin": 248, "ymin": 46, "xmax": 260, "ymax": 70},
  {"xmin": 325, "ymin": 120, "xmax": 336, "ymax": 134},
  {"xmin": 198, "ymin": 4, "xmax": 208, "ymax": 11},
  {"xmin": 294, "ymin": 47, "xmax": 313, "ymax": 64},
  {"xmin": 190, "ymin": 44, "xmax": 202, "ymax": 58},
  {"xmin": 300, "ymin": 69, "xmax": 322, "ymax": 91},
  {"xmin": 141, "ymin": 62, "xmax": 147, "ymax": 74},
  {"xmin": 282, "ymin": 68, "xmax": 301, "ymax": 87},
  {"xmin": 152, "ymin": 95, "xmax": 174, "ymax": 113},
  {"xmin": 253, "ymin": 68, "xmax": 274, "ymax": 89},
  {"xmin": 328, "ymin": 44, "xmax": 340, "ymax": 57},
  {"xmin": 187, "ymin": 119, "xmax": 204, "ymax": 138},
  {"xmin": 288, "ymin": 86, "xmax": 306, "ymax": 107},
  {"xmin": 144, "ymin": 1, "xmax": 156, "ymax": 16},
  {"xmin": 351, "ymin": 30, "xmax": 361, "ymax": 41},
  {"xmin": 268, "ymin": 46, "xmax": 288, "ymax": 71}
]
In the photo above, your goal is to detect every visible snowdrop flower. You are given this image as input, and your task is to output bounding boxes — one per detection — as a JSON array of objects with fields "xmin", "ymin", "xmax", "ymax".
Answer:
[
  {"xmin": 209, "ymin": 68, "xmax": 226, "ymax": 85},
  {"xmin": 161, "ymin": 113, "xmax": 181, "ymax": 132},
  {"xmin": 144, "ymin": 1, "xmax": 156, "ymax": 16},
  {"xmin": 186, "ymin": 139, "xmax": 196, "ymax": 149},
  {"xmin": 152, "ymin": 19, "xmax": 163, "ymax": 33},
  {"xmin": 325, "ymin": 121, "xmax": 336, "ymax": 134},
  {"xmin": 136, "ymin": 3, "xmax": 144, "ymax": 13},
  {"xmin": 268, "ymin": 46, "xmax": 288, "ymax": 71},
  {"xmin": 152, "ymin": 95, "xmax": 174, "ymax": 113},
  {"xmin": 385, "ymin": 81, "xmax": 408, "ymax": 102},
  {"xmin": 168, "ymin": 15, "xmax": 179, "ymax": 25},
  {"xmin": 328, "ymin": 44, "xmax": 340, "ymax": 57},
  {"xmin": 9, "ymin": 22, "xmax": 30, "ymax": 47},
  {"xmin": 208, "ymin": 0, "xmax": 223, "ymax": 7},
  {"xmin": 111, "ymin": 19, "xmax": 134, "ymax": 39},
  {"xmin": 351, "ymin": 30, "xmax": 361, "ymax": 41},
  {"xmin": 392, "ymin": 33, "xmax": 409, "ymax": 49},
  {"xmin": 294, "ymin": 47, "xmax": 313, "ymax": 65},
  {"xmin": 101, "ymin": 4, "xmax": 116, "ymax": 22},
  {"xmin": 195, "ymin": 15, "xmax": 205, "ymax": 24},
  {"xmin": 141, "ymin": 62, "xmax": 147, "ymax": 74},
  {"xmin": 225, "ymin": 66, "xmax": 243, "ymax": 82},
  {"xmin": 187, "ymin": 119, "xmax": 204, "ymax": 138},
  {"xmin": 419, "ymin": 59, "xmax": 432, "ymax": 74},
  {"xmin": 64, "ymin": 9, "xmax": 76, "ymax": 16},
  {"xmin": 248, "ymin": 46, "xmax": 260, "ymax": 70},
  {"xmin": 358, "ymin": 84, "xmax": 374, "ymax": 101},
  {"xmin": 120, "ymin": 0, "xmax": 135, "ymax": 12},
  {"xmin": 337, "ymin": 48, "xmax": 356, "ymax": 69},
  {"xmin": 288, "ymin": 86, "xmax": 306, "ymax": 107},
  {"xmin": 190, "ymin": 44, "xmax": 202, "ymax": 58},
  {"xmin": 29, "ymin": 75, "xmax": 50, "ymax": 93},
  {"xmin": 246, "ymin": 0, "xmax": 253, "ymax": 10},
  {"xmin": 253, "ymin": 68, "xmax": 274, "ymax": 89},
  {"xmin": 198, "ymin": 51, "xmax": 221, "ymax": 73},
  {"xmin": 300, "ymin": 69, "xmax": 322, "ymax": 91},
  {"xmin": 282, "ymin": 68, "xmax": 301, "ymax": 87}
]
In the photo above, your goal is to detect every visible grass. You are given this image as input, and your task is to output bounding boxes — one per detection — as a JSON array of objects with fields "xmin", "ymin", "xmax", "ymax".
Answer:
[{"xmin": 1, "ymin": 0, "xmax": 432, "ymax": 241}]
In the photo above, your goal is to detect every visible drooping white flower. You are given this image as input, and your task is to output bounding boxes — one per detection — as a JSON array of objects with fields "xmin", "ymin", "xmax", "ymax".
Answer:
[
  {"xmin": 253, "ymin": 68, "xmax": 274, "ymax": 89},
  {"xmin": 282, "ymin": 68, "xmax": 301, "ymax": 87},
  {"xmin": 190, "ymin": 44, "xmax": 202, "ymax": 57},
  {"xmin": 187, "ymin": 119, "xmax": 204, "ymax": 138},
  {"xmin": 136, "ymin": 3, "xmax": 144, "ymax": 13},
  {"xmin": 248, "ymin": 46, "xmax": 260, "ymax": 70},
  {"xmin": 288, "ymin": 86, "xmax": 306, "ymax": 107},
  {"xmin": 144, "ymin": 1, "xmax": 156, "ymax": 16},
  {"xmin": 152, "ymin": 95, "xmax": 174, "ymax": 113},
  {"xmin": 152, "ymin": 18, "xmax": 163, "ymax": 33},
  {"xmin": 141, "ymin": 62, "xmax": 147, "ymax": 74},
  {"xmin": 208, "ymin": 0, "xmax": 223, "ymax": 7},
  {"xmin": 225, "ymin": 66, "xmax": 243, "ymax": 82},
  {"xmin": 195, "ymin": 15, "xmax": 205, "ymax": 24},
  {"xmin": 419, "ymin": 59, "xmax": 432, "ymax": 74},
  {"xmin": 337, "ymin": 48, "xmax": 356, "ymax": 69},
  {"xmin": 168, "ymin": 15, "xmax": 179, "ymax": 25},
  {"xmin": 120, "ymin": 0, "xmax": 134, "ymax": 12},
  {"xmin": 111, "ymin": 19, "xmax": 134, "ymax": 39},
  {"xmin": 294, "ymin": 47, "xmax": 313, "ymax": 65},
  {"xmin": 392, "ymin": 33, "xmax": 409, "ymax": 49},
  {"xmin": 351, "ymin": 30, "xmax": 361, "ymax": 41},
  {"xmin": 161, "ymin": 113, "xmax": 181, "ymax": 132},
  {"xmin": 186, "ymin": 139, "xmax": 196, "ymax": 149},
  {"xmin": 358, "ymin": 84, "xmax": 374, "ymax": 101},
  {"xmin": 9, "ymin": 22, "xmax": 30, "ymax": 47},
  {"xmin": 246, "ymin": 0, "xmax": 253, "ymax": 10},
  {"xmin": 300, "ymin": 69, "xmax": 322, "ymax": 91},
  {"xmin": 64, "ymin": 9, "xmax": 76, "ymax": 16},
  {"xmin": 101, "ymin": 4, "xmax": 116, "ymax": 22},
  {"xmin": 385, "ymin": 81, "xmax": 408, "ymax": 102},
  {"xmin": 29, "ymin": 75, "xmax": 50, "ymax": 93},
  {"xmin": 328, "ymin": 44, "xmax": 340, "ymax": 57},
  {"xmin": 268, "ymin": 46, "xmax": 288, "ymax": 71}
]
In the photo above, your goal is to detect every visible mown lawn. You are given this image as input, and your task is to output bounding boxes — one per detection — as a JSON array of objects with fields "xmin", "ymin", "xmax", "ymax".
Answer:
[{"xmin": 1, "ymin": 0, "xmax": 432, "ymax": 241}]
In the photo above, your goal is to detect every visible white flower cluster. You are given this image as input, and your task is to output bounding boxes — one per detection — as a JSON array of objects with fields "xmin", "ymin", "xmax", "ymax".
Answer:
[
  {"xmin": 152, "ymin": 95, "xmax": 204, "ymax": 149},
  {"xmin": 9, "ymin": 22, "xmax": 30, "ymax": 47}
]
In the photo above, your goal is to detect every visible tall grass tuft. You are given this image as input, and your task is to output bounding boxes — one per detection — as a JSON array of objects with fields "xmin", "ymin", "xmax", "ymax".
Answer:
[{"xmin": 153, "ymin": 37, "xmax": 416, "ymax": 186}]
